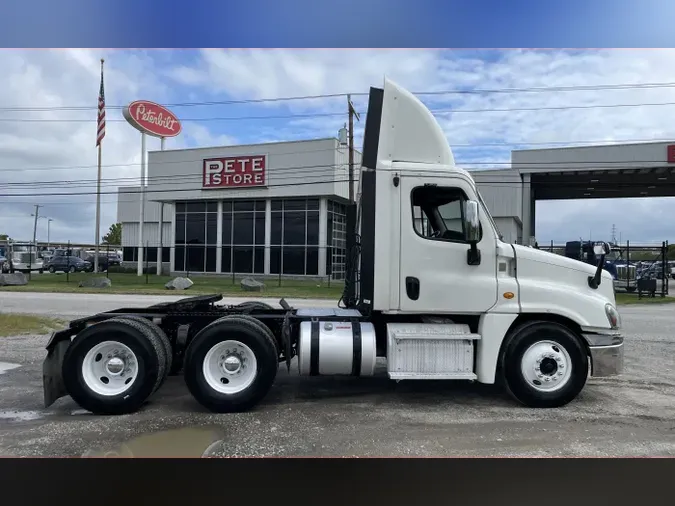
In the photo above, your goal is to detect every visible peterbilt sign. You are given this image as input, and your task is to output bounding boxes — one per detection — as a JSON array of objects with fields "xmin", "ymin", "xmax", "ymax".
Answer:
[
  {"xmin": 203, "ymin": 155, "xmax": 267, "ymax": 188},
  {"xmin": 122, "ymin": 100, "xmax": 181, "ymax": 138}
]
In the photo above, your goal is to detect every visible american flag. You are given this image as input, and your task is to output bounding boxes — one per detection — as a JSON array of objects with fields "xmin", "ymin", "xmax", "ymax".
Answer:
[{"xmin": 96, "ymin": 62, "xmax": 105, "ymax": 147}]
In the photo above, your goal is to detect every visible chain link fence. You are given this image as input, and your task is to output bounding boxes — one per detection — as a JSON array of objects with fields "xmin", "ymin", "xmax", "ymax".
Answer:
[{"xmin": 538, "ymin": 239, "xmax": 671, "ymax": 298}]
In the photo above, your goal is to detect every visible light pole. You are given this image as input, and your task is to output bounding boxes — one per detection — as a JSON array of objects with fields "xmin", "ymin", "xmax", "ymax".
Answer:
[{"xmin": 47, "ymin": 218, "xmax": 53, "ymax": 248}]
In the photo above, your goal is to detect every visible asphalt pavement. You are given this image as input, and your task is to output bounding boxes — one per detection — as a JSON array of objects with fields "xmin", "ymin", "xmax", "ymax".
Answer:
[
  {"xmin": 0, "ymin": 291, "xmax": 336, "ymax": 318},
  {"xmin": 0, "ymin": 295, "xmax": 674, "ymax": 456}
]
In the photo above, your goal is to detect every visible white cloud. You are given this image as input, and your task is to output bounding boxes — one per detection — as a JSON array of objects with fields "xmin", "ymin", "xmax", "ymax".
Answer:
[{"xmin": 2, "ymin": 49, "xmax": 675, "ymax": 244}]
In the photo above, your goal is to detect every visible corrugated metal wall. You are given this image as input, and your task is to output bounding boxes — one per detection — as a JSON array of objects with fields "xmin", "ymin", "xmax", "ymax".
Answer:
[{"xmin": 122, "ymin": 222, "xmax": 173, "ymax": 248}]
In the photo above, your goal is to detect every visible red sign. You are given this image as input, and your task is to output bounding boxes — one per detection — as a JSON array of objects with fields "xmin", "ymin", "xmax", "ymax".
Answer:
[
  {"xmin": 122, "ymin": 100, "xmax": 181, "ymax": 138},
  {"xmin": 203, "ymin": 156, "xmax": 267, "ymax": 188},
  {"xmin": 668, "ymin": 145, "xmax": 675, "ymax": 163}
]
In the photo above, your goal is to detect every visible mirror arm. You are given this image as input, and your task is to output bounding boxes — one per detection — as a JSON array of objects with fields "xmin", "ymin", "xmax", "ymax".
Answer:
[
  {"xmin": 588, "ymin": 253, "xmax": 607, "ymax": 289},
  {"xmin": 467, "ymin": 241, "xmax": 481, "ymax": 266}
]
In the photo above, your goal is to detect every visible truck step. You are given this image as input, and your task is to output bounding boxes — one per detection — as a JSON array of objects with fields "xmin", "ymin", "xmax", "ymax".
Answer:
[
  {"xmin": 386, "ymin": 323, "xmax": 479, "ymax": 379},
  {"xmin": 387, "ymin": 323, "xmax": 480, "ymax": 340},
  {"xmin": 389, "ymin": 372, "xmax": 477, "ymax": 381}
]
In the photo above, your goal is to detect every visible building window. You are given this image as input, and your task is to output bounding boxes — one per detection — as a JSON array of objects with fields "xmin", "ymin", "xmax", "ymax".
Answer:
[
  {"xmin": 123, "ymin": 247, "xmax": 135, "ymax": 262},
  {"xmin": 327, "ymin": 200, "xmax": 347, "ymax": 280},
  {"xmin": 221, "ymin": 199, "xmax": 266, "ymax": 274},
  {"xmin": 174, "ymin": 201, "xmax": 218, "ymax": 272},
  {"xmin": 270, "ymin": 198, "xmax": 320, "ymax": 276},
  {"xmin": 124, "ymin": 246, "xmax": 168, "ymax": 263}
]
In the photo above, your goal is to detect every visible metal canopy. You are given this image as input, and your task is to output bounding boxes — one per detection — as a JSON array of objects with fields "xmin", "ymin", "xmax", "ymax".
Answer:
[{"xmin": 530, "ymin": 165, "xmax": 675, "ymax": 200}]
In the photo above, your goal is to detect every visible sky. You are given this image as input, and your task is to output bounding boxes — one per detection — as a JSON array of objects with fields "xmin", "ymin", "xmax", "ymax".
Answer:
[{"xmin": 1, "ymin": 48, "xmax": 675, "ymax": 246}]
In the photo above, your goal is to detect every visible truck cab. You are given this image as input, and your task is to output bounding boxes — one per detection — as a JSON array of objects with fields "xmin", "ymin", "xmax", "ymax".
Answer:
[{"xmin": 347, "ymin": 78, "xmax": 622, "ymax": 396}]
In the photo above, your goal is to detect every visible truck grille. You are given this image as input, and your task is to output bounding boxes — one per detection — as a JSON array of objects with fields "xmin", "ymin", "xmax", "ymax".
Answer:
[{"xmin": 616, "ymin": 265, "xmax": 636, "ymax": 281}]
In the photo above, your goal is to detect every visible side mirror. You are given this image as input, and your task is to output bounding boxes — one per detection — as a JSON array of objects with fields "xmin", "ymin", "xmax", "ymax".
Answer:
[
  {"xmin": 463, "ymin": 200, "xmax": 481, "ymax": 244},
  {"xmin": 463, "ymin": 200, "xmax": 481, "ymax": 266},
  {"xmin": 593, "ymin": 241, "xmax": 610, "ymax": 256},
  {"xmin": 588, "ymin": 241, "xmax": 611, "ymax": 289}
]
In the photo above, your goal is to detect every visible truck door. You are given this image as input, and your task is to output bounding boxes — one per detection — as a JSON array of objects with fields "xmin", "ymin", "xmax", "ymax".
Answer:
[{"xmin": 399, "ymin": 177, "xmax": 498, "ymax": 314}]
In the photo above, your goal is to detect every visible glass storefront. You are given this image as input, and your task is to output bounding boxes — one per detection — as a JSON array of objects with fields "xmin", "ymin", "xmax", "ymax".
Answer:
[
  {"xmin": 174, "ymin": 201, "xmax": 219, "ymax": 272},
  {"xmin": 270, "ymin": 198, "xmax": 319, "ymax": 276},
  {"xmin": 171, "ymin": 197, "xmax": 347, "ymax": 278}
]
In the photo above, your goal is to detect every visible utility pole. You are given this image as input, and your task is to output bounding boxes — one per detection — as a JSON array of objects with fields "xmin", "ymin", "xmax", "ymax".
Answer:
[
  {"xmin": 31, "ymin": 205, "xmax": 42, "ymax": 247},
  {"xmin": 347, "ymin": 95, "xmax": 360, "ymax": 203},
  {"xmin": 31, "ymin": 204, "xmax": 42, "ymax": 276}
]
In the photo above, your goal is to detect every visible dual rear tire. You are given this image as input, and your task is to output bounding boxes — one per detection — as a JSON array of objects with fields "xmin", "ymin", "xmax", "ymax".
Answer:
[
  {"xmin": 183, "ymin": 315, "xmax": 279, "ymax": 413},
  {"xmin": 62, "ymin": 317, "xmax": 171, "ymax": 415},
  {"xmin": 63, "ymin": 313, "xmax": 281, "ymax": 415}
]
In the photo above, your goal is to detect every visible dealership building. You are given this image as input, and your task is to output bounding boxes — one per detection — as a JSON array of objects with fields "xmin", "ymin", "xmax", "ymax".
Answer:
[
  {"xmin": 117, "ymin": 138, "xmax": 363, "ymax": 279},
  {"xmin": 118, "ymin": 137, "xmax": 675, "ymax": 278}
]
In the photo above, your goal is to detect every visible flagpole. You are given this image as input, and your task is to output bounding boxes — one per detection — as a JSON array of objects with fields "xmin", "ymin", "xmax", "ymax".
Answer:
[{"xmin": 94, "ymin": 58, "xmax": 104, "ymax": 274}]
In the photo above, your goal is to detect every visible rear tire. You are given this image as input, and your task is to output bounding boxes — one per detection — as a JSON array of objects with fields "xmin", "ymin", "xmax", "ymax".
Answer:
[
  {"xmin": 62, "ymin": 319, "xmax": 164, "ymax": 415},
  {"xmin": 183, "ymin": 316, "xmax": 279, "ymax": 413},
  {"xmin": 48, "ymin": 266, "xmax": 55, "ymax": 273},
  {"xmin": 112, "ymin": 316, "xmax": 173, "ymax": 389},
  {"xmin": 501, "ymin": 321, "xmax": 588, "ymax": 408}
]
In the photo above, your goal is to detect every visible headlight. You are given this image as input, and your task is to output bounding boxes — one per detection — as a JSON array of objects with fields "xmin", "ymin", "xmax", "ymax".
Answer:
[{"xmin": 605, "ymin": 303, "xmax": 621, "ymax": 329}]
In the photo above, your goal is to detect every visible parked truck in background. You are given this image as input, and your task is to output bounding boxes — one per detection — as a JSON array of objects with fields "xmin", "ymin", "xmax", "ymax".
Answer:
[
  {"xmin": 3, "ymin": 242, "xmax": 44, "ymax": 274},
  {"xmin": 564, "ymin": 240, "xmax": 637, "ymax": 292},
  {"xmin": 42, "ymin": 78, "xmax": 623, "ymax": 416}
]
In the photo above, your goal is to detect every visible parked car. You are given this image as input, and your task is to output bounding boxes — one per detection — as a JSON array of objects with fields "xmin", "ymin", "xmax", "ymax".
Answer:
[
  {"xmin": 45, "ymin": 255, "xmax": 91, "ymax": 273},
  {"xmin": 107, "ymin": 252, "xmax": 121, "ymax": 266},
  {"xmin": 83, "ymin": 254, "xmax": 109, "ymax": 272}
]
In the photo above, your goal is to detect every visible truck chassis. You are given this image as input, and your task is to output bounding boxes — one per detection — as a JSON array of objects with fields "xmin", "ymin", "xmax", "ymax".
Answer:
[{"xmin": 43, "ymin": 293, "xmax": 604, "ymax": 415}]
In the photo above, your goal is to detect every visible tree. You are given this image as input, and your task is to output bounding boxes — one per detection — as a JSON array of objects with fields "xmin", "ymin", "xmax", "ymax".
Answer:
[
  {"xmin": 102, "ymin": 223, "xmax": 122, "ymax": 245},
  {"xmin": 0, "ymin": 234, "xmax": 9, "ymax": 241}
]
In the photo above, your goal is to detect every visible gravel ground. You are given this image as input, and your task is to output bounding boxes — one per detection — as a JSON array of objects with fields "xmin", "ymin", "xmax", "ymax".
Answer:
[{"xmin": 0, "ymin": 298, "xmax": 674, "ymax": 457}]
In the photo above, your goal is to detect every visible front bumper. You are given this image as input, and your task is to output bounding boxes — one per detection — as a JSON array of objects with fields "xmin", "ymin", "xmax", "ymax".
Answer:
[{"xmin": 582, "ymin": 332, "xmax": 624, "ymax": 377}]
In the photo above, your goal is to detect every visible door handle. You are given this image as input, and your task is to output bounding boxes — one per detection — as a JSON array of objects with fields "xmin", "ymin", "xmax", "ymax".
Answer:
[{"xmin": 405, "ymin": 276, "xmax": 420, "ymax": 301}]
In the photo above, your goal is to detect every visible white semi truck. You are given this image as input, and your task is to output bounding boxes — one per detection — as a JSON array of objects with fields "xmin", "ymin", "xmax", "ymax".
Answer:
[{"xmin": 42, "ymin": 78, "xmax": 623, "ymax": 415}]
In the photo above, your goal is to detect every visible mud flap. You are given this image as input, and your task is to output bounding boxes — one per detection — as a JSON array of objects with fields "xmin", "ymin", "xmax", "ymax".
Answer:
[{"xmin": 43, "ymin": 338, "xmax": 70, "ymax": 408}]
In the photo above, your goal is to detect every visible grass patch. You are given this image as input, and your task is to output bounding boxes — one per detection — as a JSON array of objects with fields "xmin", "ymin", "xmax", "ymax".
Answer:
[
  {"xmin": 615, "ymin": 292, "xmax": 675, "ymax": 305},
  {"xmin": 0, "ymin": 313, "xmax": 66, "ymax": 337},
  {"xmin": 0, "ymin": 272, "xmax": 344, "ymax": 299}
]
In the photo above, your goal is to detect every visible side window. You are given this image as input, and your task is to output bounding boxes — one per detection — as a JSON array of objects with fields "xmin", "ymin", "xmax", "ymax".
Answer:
[{"xmin": 411, "ymin": 185, "xmax": 482, "ymax": 243}]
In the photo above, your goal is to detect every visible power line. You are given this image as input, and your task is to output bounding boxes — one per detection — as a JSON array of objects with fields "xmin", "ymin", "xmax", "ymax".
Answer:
[
  {"xmin": 4, "ymin": 79, "xmax": 675, "ymax": 112},
  {"xmin": 2, "ymin": 159, "xmax": 675, "ymax": 192},
  {"xmin": 0, "ymin": 177, "xmax": 356, "ymax": 198},
  {"xmin": 3, "ymin": 157, "xmax": 675, "ymax": 192},
  {"xmin": 3, "ymin": 156, "xmax": 675, "ymax": 188},
  {"xmin": 4, "ymin": 136, "xmax": 675, "ymax": 175},
  {"xmin": 5, "ymin": 100, "xmax": 675, "ymax": 123},
  {"xmin": 3, "ymin": 176, "xmax": 675, "ymax": 200},
  {"xmin": 0, "ymin": 166, "xmax": 353, "ymax": 189}
]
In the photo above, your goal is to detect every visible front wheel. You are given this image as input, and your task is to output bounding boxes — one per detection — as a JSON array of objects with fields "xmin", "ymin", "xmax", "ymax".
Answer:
[
  {"xmin": 68, "ymin": 266, "xmax": 75, "ymax": 273},
  {"xmin": 183, "ymin": 316, "xmax": 279, "ymax": 413},
  {"xmin": 501, "ymin": 321, "xmax": 588, "ymax": 408}
]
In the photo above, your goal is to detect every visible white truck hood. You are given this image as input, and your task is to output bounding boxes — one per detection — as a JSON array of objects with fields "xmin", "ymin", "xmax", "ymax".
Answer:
[{"xmin": 510, "ymin": 243, "xmax": 617, "ymax": 330}]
